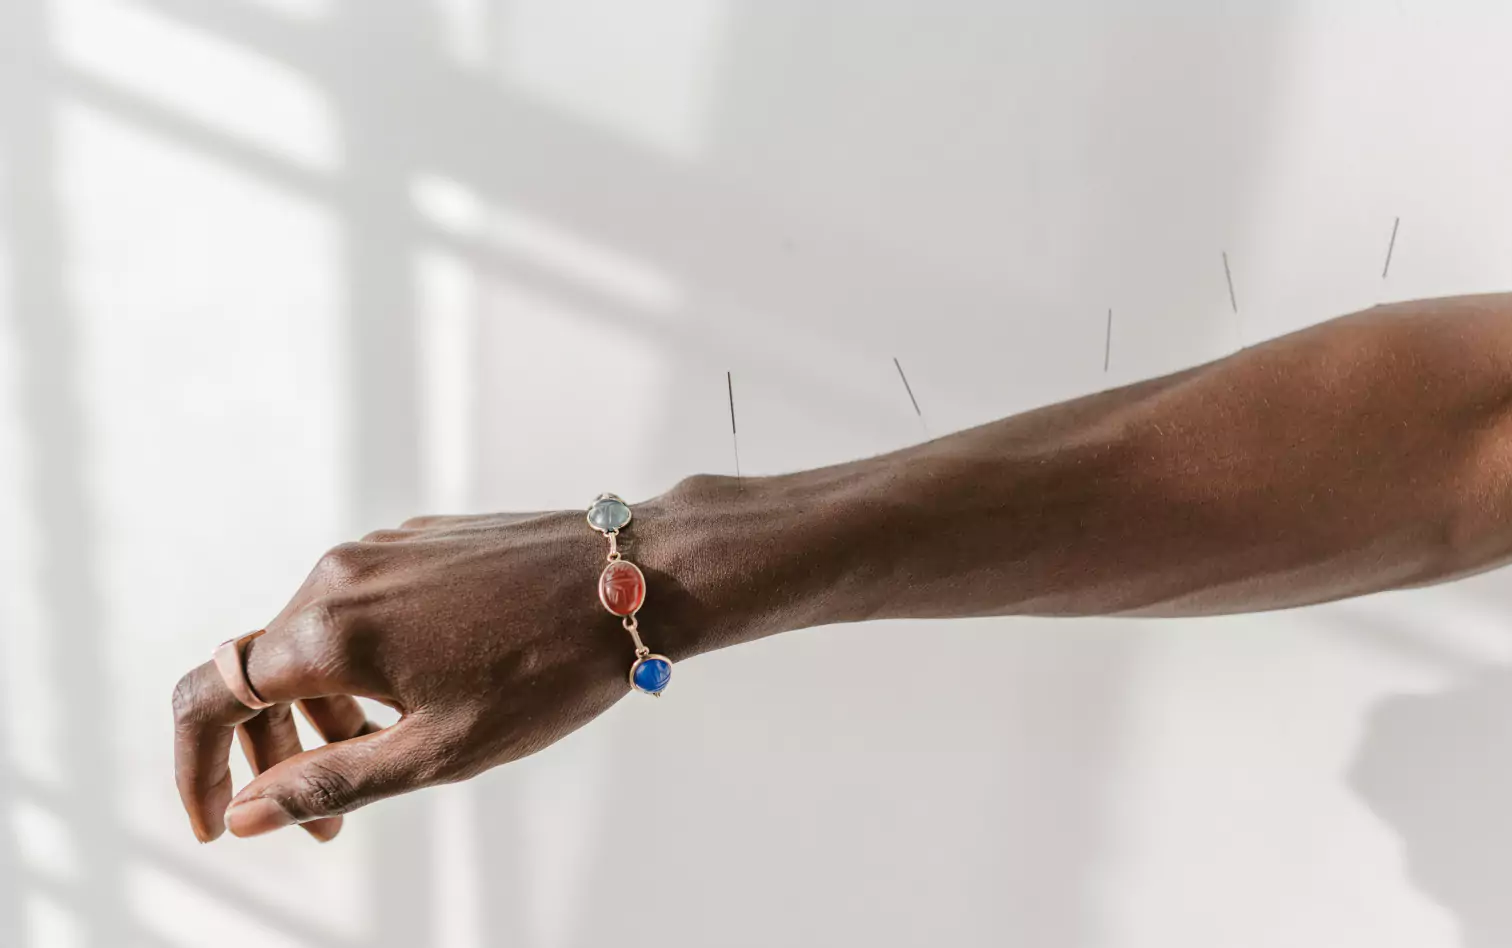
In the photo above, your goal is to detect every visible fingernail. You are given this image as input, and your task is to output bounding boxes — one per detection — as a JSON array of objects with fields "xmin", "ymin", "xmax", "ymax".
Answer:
[
  {"xmin": 225, "ymin": 797, "xmax": 294, "ymax": 838},
  {"xmin": 192, "ymin": 818, "xmax": 224, "ymax": 844}
]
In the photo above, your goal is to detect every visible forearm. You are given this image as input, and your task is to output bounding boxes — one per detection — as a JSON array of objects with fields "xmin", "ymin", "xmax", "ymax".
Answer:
[
  {"xmin": 643, "ymin": 293, "xmax": 1512, "ymax": 659},
  {"xmin": 173, "ymin": 292, "xmax": 1512, "ymax": 840}
]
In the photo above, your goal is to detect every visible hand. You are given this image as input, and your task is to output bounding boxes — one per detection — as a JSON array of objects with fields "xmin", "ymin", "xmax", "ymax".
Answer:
[{"xmin": 172, "ymin": 506, "xmax": 686, "ymax": 842}]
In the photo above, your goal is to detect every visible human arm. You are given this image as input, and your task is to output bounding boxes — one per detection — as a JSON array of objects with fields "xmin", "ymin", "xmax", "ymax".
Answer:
[
  {"xmin": 663, "ymin": 291, "xmax": 1512, "ymax": 640},
  {"xmin": 173, "ymin": 292, "xmax": 1512, "ymax": 842}
]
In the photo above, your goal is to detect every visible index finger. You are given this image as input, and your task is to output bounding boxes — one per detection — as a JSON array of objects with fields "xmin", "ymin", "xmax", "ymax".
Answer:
[
  {"xmin": 172, "ymin": 660, "xmax": 259, "ymax": 842},
  {"xmin": 172, "ymin": 622, "xmax": 357, "ymax": 842}
]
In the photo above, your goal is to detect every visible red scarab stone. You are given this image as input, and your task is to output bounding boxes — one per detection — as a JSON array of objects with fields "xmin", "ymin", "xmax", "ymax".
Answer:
[{"xmin": 599, "ymin": 560, "xmax": 646, "ymax": 616}]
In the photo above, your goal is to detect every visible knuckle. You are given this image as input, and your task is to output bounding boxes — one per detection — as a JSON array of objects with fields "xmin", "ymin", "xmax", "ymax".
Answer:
[
  {"xmin": 311, "ymin": 542, "xmax": 368, "ymax": 588},
  {"xmin": 399, "ymin": 516, "xmax": 435, "ymax": 530},
  {"xmin": 362, "ymin": 529, "xmax": 408, "ymax": 543},
  {"xmin": 293, "ymin": 762, "xmax": 358, "ymax": 818},
  {"xmin": 171, "ymin": 671, "xmax": 201, "ymax": 726}
]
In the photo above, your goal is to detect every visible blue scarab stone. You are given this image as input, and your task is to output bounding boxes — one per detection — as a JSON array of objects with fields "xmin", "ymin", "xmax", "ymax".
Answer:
[
  {"xmin": 632, "ymin": 656, "xmax": 672, "ymax": 695},
  {"xmin": 587, "ymin": 496, "xmax": 632, "ymax": 533}
]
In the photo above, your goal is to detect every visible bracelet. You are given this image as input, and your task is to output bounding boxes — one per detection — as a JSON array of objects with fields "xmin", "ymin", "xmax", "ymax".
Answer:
[{"xmin": 587, "ymin": 493, "xmax": 672, "ymax": 696}]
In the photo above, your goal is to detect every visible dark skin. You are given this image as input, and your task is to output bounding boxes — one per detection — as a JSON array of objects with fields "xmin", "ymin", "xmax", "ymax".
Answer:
[{"xmin": 174, "ymin": 292, "xmax": 1512, "ymax": 842}]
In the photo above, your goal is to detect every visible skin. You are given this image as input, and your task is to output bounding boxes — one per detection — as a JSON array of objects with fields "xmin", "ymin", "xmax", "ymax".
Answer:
[{"xmin": 174, "ymin": 292, "xmax": 1512, "ymax": 842}]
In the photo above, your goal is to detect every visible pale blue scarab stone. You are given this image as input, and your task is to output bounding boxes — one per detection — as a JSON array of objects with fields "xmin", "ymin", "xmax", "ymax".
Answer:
[
  {"xmin": 587, "ymin": 496, "xmax": 632, "ymax": 533},
  {"xmin": 633, "ymin": 657, "xmax": 672, "ymax": 694}
]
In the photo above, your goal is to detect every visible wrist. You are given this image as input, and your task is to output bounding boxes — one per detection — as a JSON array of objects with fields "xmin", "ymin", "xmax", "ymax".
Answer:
[{"xmin": 633, "ymin": 469, "xmax": 873, "ymax": 661}]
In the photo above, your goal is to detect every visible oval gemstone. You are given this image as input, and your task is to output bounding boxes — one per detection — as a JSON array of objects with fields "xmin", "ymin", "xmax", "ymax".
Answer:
[
  {"xmin": 598, "ymin": 560, "xmax": 646, "ymax": 616},
  {"xmin": 632, "ymin": 657, "xmax": 672, "ymax": 694},
  {"xmin": 587, "ymin": 498, "xmax": 632, "ymax": 533}
]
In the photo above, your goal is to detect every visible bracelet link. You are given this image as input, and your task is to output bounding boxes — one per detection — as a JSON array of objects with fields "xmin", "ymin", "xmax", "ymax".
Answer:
[{"xmin": 586, "ymin": 493, "xmax": 672, "ymax": 696}]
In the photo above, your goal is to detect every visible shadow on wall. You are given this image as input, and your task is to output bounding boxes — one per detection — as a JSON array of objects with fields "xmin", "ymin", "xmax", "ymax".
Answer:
[
  {"xmin": 1350, "ymin": 669, "xmax": 1512, "ymax": 948},
  {"xmin": 0, "ymin": 1, "xmax": 1302, "ymax": 947},
  {"xmin": 0, "ymin": 1, "xmax": 130, "ymax": 946}
]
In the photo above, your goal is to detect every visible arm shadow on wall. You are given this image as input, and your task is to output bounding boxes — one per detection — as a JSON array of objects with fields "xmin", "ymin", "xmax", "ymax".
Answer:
[{"xmin": 1350, "ymin": 663, "xmax": 1512, "ymax": 948}]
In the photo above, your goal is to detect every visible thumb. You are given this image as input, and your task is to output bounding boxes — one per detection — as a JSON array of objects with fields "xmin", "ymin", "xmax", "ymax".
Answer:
[{"xmin": 223, "ymin": 718, "xmax": 442, "ymax": 838}]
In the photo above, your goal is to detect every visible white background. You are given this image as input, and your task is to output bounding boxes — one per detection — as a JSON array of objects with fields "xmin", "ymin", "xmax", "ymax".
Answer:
[{"xmin": 3, "ymin": 1, "xmax": 1512, "ymax": 946}]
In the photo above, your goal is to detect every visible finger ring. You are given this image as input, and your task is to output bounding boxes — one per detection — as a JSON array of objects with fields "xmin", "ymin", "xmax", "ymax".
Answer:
[{"xmin": 213, "ymin": 630, "xmax": 275, "ymax": 711}]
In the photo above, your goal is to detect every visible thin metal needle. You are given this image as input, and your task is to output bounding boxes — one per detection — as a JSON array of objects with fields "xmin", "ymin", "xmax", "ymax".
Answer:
[
  {"xmin": 1223, "ymin": 251, "xmax": 1238, "ymax": 314},
  {"xmin": 1104, "ymin": 308, "xmax": 1112, "ymax": 372},
  {"xmin": 1223, "ymin": 251, "xmax": 1243, "ymax": 349},
  {"xmin": 1383, "ymin": 216, "xmax": 1400, "ymax": 279},
  {"xmin": 893, "ymin": 357, "xmax": 929, "ymax": 437},
  {"xmin": 727, "ymin": 371, "xmax": 742, "ymax": 488}
]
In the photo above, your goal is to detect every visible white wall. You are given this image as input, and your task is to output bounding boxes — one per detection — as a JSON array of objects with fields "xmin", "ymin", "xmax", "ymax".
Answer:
[{"xmin": 3, "ymin": 1, "xmax": 1512, "ymax": 946}]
